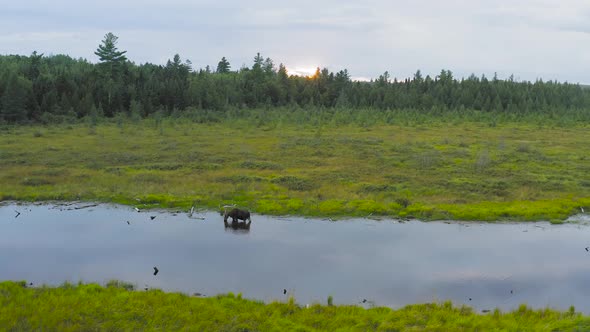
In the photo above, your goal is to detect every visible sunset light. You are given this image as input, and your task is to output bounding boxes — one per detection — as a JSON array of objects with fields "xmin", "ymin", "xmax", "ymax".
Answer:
[{"xmin": 286, "ymin": 66, "xmax": 319, "ymax": 78}]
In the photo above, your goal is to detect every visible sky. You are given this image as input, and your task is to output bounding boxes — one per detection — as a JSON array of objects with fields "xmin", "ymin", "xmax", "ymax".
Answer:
[{"xmin": 1, "ymin": 0, "xmax": 590, "ymax": 83}]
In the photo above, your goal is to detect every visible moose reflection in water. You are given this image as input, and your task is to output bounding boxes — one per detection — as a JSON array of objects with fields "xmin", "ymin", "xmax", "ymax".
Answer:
[
  {"xmin": 224, "ymin": 219, "xmax": 252, "ymax": 233},
  {"xmin": 223, "ymin": 207, "xmax": 252, "ymax": 233}
]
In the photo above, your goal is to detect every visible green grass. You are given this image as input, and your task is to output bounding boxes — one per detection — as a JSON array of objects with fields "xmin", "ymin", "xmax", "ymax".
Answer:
[
  {"xmin": 1, "ymin": 115, "xmax": 589, "ymax": 221},
  {"xmin": 1, "ymin": 280, "xmax": 589, "ymax": 331}
]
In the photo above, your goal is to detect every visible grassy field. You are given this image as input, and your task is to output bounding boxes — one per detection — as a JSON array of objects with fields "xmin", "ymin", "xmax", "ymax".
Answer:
[
  {"xmin": 1, "ymin": 114, "xmax": 590, "ymax": 220},
  {"xmin": 1, "ymin": 280, "xmax": 589, "ymax": 331}
]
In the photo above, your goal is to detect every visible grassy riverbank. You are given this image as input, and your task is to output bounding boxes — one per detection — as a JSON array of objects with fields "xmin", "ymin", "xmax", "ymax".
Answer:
[
  {"xmin": 1, "ymin": 280, "xmax": 588, "ymax": 331},
  {"xmin": 1, "ymin": 115, "xmax": 589, "ymax": 220}
]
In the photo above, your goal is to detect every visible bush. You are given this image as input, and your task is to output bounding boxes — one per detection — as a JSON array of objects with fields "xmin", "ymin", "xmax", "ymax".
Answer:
[
  {"xmin": 271, "ymin": 176, "xmax": 315, "ymax": 191},
  {"xmin": 21, "ymin": 177, "xmax": 53, "ymax": 186},
  {"xmin": 238, "ymin": 160, "xmax": 283, "ymax": 170}
]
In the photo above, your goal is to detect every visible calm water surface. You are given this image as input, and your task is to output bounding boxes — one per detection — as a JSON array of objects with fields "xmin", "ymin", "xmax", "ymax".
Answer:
[{"xmin": 1, "ymin": 202, "xmax": 590, "ymax": 312}]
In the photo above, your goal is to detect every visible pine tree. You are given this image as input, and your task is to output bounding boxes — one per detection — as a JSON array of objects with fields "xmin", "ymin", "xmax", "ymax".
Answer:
[
  {"xmin": 263, "ymin": 58, "xmax": 275, "ymax": 75},
  {"xmin": 94, "ymin": 32, "xmax": 127, "ymax": 78},
  {"xmin": 216, "ymin": 57, "xmax": 231, "ymax": 74},
  {"xmin": 1, "ymin": 73, "xmax": 32, "ymax": 122},
  {"xmin": 94, "ymin": 33, "xmax": 128, "ymax": 115},
  {"xmin": 27, "ymin": 51, "xmax": 43, "ymax": 81},
  {"xmin": 252, "ymin": 53, "xmax": 264, "ymax": 71}
]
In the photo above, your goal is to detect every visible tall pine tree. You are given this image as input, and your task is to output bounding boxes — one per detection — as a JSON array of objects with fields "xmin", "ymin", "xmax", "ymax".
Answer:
[
  {"xmin": 94, "ymin": 32, "xmax": 127, "ymax": 77},
  {"xmin": 94, "ymin": 32, "xmax": 128, "ymax": 116},
  {"xmin": 216, "ymin": 57, "xmax": 231, "ymax": 74}
]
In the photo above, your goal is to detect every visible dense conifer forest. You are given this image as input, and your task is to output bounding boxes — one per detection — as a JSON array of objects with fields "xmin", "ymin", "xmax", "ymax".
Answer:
[{"xmin": 1, "ymin": 33, "xmax": 589, "ymax": 123}]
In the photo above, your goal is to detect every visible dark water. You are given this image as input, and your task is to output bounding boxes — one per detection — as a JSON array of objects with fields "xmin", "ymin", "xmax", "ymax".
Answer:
[{"xmin": 2, "ymin": 202, "xmax": 590, "ymax": 312}]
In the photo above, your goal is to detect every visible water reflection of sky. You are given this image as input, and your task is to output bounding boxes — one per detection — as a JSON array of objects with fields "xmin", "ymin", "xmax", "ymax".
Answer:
[{"xmin": 1, "ymin": 202, "xmax": 590, "ymax": 312}]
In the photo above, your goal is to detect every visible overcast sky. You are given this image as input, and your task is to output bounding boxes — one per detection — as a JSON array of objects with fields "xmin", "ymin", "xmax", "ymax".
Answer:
[{"xmin": 1, "ymin": 0, "xmax": 590, "ymax": 83}]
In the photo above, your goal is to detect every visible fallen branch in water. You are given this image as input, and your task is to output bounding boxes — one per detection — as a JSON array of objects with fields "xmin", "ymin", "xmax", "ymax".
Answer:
[
  {"xmin": 70, "ymin": 204, "xmax": 99, "ymax": 210},
  {"xmin": 51, "ymin": 202, "xmax": 79, "ymax": 209}
]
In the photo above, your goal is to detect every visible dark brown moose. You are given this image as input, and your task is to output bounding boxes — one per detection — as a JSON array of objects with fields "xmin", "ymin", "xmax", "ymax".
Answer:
[
  {"xmin": 223, "ymin": 208, "xmax": 252, "ymax": 233},
  {"xmin": 223, "ymin": 208, "xmax": 251, "ymax": 223}
]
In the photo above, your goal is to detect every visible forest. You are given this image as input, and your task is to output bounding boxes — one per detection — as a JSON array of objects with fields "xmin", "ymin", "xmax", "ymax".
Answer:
[{"xmin": 1, "ymin": 33, "xmax": 589, "ymax": 124}]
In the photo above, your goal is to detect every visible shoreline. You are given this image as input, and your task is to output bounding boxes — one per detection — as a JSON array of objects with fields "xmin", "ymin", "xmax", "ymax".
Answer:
[{"xmin": 1, "ymin": 198, "xmax": 588, "ymax": 223}]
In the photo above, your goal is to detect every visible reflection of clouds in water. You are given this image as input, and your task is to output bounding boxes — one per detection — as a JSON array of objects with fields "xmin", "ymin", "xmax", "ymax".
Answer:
[
  {"xmin": 566, "ymin": 214, "xmax": 590, "ymax": 223},
  {"xmin": 427, "ymin": 268, "xmax": 590, "ymax": 312},
  {"xmin": 433, "ymin": 258, "xmax": 590, "ymax": 282}
]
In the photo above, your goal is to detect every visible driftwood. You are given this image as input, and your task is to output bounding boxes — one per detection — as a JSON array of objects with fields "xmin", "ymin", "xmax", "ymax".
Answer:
[
  {"xmin": 188, "ymin": 206, "xmax": 205, "ymax": 220},
  {"xmin": 71, "ymin": 204, "xmax": 98, "ymax": 210}
]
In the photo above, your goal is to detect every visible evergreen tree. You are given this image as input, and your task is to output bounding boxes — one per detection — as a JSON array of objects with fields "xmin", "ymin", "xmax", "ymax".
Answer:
[
  {"xmin": 94, "ymin": 32, "xmax": 127, "ymax": 78},
  {"xmin": 1, "ymin": 73, "xmax": 32, "ymax": 122},
  {"xmin": 27, "ymin": 51, "xmax": 43, "ymax": 81},
  {"xmin": 94, "ymin": 33, "xmax": 128, "ymax": 115},
  {"xmin": 252, "ymin": 53, "xmax": 264, "ymax": 71},
  {"xmin": 263, "ymin": 58, "xmax": 275, "ymax": 75},
  {"xmin": 216, "ymin": 57, "xmax": 231, "ymax": 74},
  {"xmin": 276, "ymin": 63, "xmax": 290, "ymax": 105},
  {"xmin": 377, "ymin": 71, "xmax": 390, "ymax": 87}
]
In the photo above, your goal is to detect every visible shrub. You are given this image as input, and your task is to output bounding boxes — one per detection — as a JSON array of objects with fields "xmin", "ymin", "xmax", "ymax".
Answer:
[
  {"xmin": 21, "ymin": 178, "xmax": 53, "ymax": 186},
  {"xmin": 271, "ymin": 176, "xmax": 315, "ymax": 191},
  {"xmin": 358, "ymin": 183, "xmax": 397, "ymax": 193},
  {"xmin": 238, "ymin": 160, "xmax": 283, "ymax": 170},
  {"xmin": 106, "ymin": 280, "xmax": 135, "ymax": 291},
  {"xmin": 396, "ymin": 198, "xmax": 411, "ymax": 208}
]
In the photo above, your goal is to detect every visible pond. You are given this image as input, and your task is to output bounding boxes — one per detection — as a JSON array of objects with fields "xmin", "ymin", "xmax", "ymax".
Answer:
[{"xmin": 1, "ymin": 202, "xmax": 590, "ymax": 312}]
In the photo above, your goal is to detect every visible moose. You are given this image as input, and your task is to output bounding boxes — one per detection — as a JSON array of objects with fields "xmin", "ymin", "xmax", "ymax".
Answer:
[
  {"xmin": 223, "ymin": 208, "xmax": 252, "ymax": 233},
  {"xmin": 223, "ymin": 208, "xmax": 251, "ymax": 223}
]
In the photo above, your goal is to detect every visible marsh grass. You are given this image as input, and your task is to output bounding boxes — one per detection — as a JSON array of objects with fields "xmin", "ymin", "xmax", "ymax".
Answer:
[
  {"xmin": 1, "ymin": 281, "xmax": 589, "ymax": 331},
  {"xmin": 20, "ymin": 177, "xmax": 54, "ymax": 186},
  {"xmin": 271, "ymin": 175, "xmax": 316, "ymax": 191},
  {"xmin": 1, "ymin": 115, "xmax": 590, "ymax": 220},
  {"xmin": 238, "ymin": 160, "xmax": 283, "ymax": 170}
]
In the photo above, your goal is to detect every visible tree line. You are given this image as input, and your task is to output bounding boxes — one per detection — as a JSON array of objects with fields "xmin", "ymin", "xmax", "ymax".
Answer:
[{"xmin": 1, "ymin": 32, "xmax": 589, "ymax": 123}]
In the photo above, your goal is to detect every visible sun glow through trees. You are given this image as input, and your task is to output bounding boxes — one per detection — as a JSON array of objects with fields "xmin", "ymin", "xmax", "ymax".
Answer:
[{"xmin": 285, "ymin": 66, "xmax": 318, "ymax": 78}]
